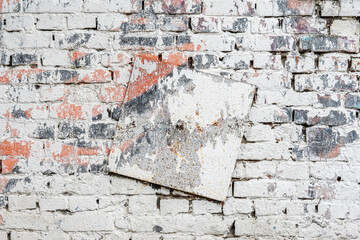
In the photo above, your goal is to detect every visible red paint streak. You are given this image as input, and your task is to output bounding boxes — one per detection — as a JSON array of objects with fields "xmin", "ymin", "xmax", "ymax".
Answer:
[
  {"xmin": 99, "ymin": 85, "xmax": 127, "ymax": 103},
  {"xmin": 1, "ymin": 158, "xmax": 18, "ymax": 174},
  {"xmin": 56, "ymin": 103, "xmax": 83, "ymax": 120},
  {"xmin": 0, "ymin": 139, "xmax": 31, "ymax": 157},
  {"xmin": 0, "ymin": 69, "xmax": 45, "ymax": 84},
  {"xmin": 126, "ymin": 53, "xmax": 188, "ymax": 102}
]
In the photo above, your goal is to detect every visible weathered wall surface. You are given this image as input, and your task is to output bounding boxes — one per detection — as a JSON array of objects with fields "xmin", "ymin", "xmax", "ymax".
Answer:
[{"xmin": 0, "ymin": 0, "xmax": 360, "ymax": 239}]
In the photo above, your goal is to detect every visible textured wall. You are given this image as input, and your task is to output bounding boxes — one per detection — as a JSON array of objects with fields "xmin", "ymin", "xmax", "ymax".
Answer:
[{"xmin": 1, "ymin": 0, "xmax": 360, "ymax": 239}]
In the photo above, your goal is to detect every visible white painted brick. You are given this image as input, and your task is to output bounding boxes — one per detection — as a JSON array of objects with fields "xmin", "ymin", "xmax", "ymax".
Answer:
[
  {"xmin": 192, "ymin": 200, "xmax": 221, "ymax": 215},
  {"xmin": 11, "ymin": 232, "xmax": 41, "ymax": 240},
  {"xmin": 253, "ymin": 52, "xmax": 282, "ymax": 69},
  {"xmin": 69, "ymin": 196, "xmax": 98, "ymax": 212},
  {"xmin": 36, "ymin": 15, "xmax": 66, "ymax": 30},
  {"xmin": 59, "ymin": 213, "xmax": 114, "ymax": 231},
  {"xmin": 277, "ymin": 162, "xmax": 309, "ymax": 180},
  {"xmin": 331, "ymin": 19, "xmax": 359, "ymax": 36},
  {"xmin": 128, "ymin": 195, "xmax": 158, "ymax": 214},
  {"xmin": 39, "ymin": 197, "xmax": 68, "ymax": 211},
  {"xmin": 223, "ymin": 198, "xmax": 252, "ymax": 215},
  {"xmin": 160, "ymin": 198, "xmax": 189, "ymax": 215},
  {"xmin": 8, "ymin": 195, "xmax": 37, "ymax": 211},
  {"xmin": 3, "ymin": 15, "xmax": 35, "ymax": 31},
  {"xmin": 0, "ymin": 232, "xmax": 7, "ymax": 240},
  {"xmin": 254, "ymin": 199, "xmax": 288, "ymax": 216},
  {"xmin": 245, "ymin": 161, "xmax": 277, "ymax": 179},
  {"xmin": 67, "ymin": 15, "xmax": 97, "ymax": 29}
]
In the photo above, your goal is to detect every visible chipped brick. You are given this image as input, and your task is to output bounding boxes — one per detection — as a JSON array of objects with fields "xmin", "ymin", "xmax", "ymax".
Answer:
[{"xmin": 299, "ymin": 36, "xmax": 358, "ymax": 52}]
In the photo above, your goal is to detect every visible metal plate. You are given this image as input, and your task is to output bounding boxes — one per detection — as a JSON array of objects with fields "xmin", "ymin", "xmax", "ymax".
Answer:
[{"xmin": 108, "ymin": 56, "xmax": 256, "ymax": 201}]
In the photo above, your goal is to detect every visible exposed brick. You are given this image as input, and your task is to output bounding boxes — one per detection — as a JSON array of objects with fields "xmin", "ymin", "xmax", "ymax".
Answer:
[
  {"xmin": 11, "ymin": 53, "xmax": 38, "ymax": 66},
  {"xmin": 193, "ymin": 54, "xmax": 219, "ymax": 69},
  {"xmin": 222, "ymin": 17, "xmax": 248, "ymax": 32},
  {"xmin": 295, "ymin": 73, "xmax": 358, "ymax": 92},
  {"xmin": 145, "ymin": 0, "xmax": 201, "ymax": 14},
  {"xmin": 191, "ymin": 16, "xmax": 220, "ymax": 33},
  {"xmin": 89, "ymin": 123, "xmax": 116, "ymax": 139},
  {"xmin": 203, "ymin": 0, "xmax": 255, "ymax": 16},
  {"xmin": 161, "ymin": 16, "xmax": 188, "ymax": 32},
  {"xmin": 299, "ymin": 36, "xmax": 358, "ymax": 52},
  {"xmin": 257, "ymin": 0, "xmax": 315, "ymax": 16}
]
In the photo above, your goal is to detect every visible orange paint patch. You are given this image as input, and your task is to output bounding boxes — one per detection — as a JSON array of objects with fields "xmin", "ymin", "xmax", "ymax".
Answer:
[
  {"xmin": 70, "ymin": 51, "xmax": 89, "ymax": 62},
  {"xmin": 56, "ymin": 103, "xmax": 83, "ymax": 120},
  {"xmin": 1, "ymin": 158, "xmax": 18, "ymax": 174},
  {"xmin": 0, "ymin": 139, "xmax": 31, "ymax": 158},
  {"xmin": 52, "ymin": 144, "xmax": 101, "ymax": 165},
  {"xmin": 79, "ymin": 69, "xmax": 111, "ymax": 83},
  {"xmin": 99, "ymin": 85, "xmax": 127, "ymax": 103},
  {"xmin": 0, "ymin": 69, "xmax": 45, "ymax": 84},
  {"xmin": 0, "ymin": 177, "xmax": 8, "ymax": 193}
]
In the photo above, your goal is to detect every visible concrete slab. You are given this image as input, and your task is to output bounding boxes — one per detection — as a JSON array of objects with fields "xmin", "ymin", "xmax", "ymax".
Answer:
[{"xmin": 108, "ymin": 55, "xmax": 256, "ymax": 201}]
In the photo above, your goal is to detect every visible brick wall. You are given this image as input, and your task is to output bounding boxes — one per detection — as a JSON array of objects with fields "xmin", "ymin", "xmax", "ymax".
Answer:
[{"xmin": 1, "ymin": 0, "xmax": 360, "ymax": 239}]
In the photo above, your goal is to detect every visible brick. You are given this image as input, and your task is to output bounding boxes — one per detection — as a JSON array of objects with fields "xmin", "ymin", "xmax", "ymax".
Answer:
[
  {"xmin": 238, "ymin": 142, "xmax": 291, "ymax": 160},
  {"xmin": 6, "ymin": 85, "xmax": 38, "ymax": 102},
  {"xmin": 253, "ymin": 53, "xmax": 282, "ymax": 69},
  {"xmin": 59, "ymin": 213, "xmax": 114, "ymax": 231},
  {"xmin": 160, "ymin": 199, "xmax": 189, "ymax": 215},
  {"xmin": 219, "ymin": 53, "xmax": 251, "ymax": 69},
  {"xmin": 331, "ymin": 19, "xmax": 359, "ymax": 36},
  {"xmin": 251, "ymin": 35, "xmax": 296, "ymax": 51},
  {"xmin": 30, "ymin": 122, "xmax": 56, "ymax": 139},
  {"xmin": 316, "ymin": 93, "xmax": 342, "ymax": 108},
  {"xmin": 235, "ymin": 219, "xmax": 297, "ymax": 236},
  {"xmin": 2, "ymin": 212, "xmax": 48, "ymax": 230},
  {"xmin": 321, "ymin": 1, "xmax": 340, "ymax": 16},
  {"xmin": 192, "ymin": 200, "xmax": 221, "ymax": 215},
  {"xmin": 254, "ymin": 199, "xmax": 289, "ymax": 216},
  {"xmin": 193, "ymin": 54, "xmax": 219, "ymax": 69},
  {"xmin": 67, "ymin": 15, "xmax": 97, "ymax": 30},
  {"xmin": 203, "ymin": 0, "xmax": 255, "ymax": 16},
  {"xmin": 2, "ymin": 15, "xmax": 34, "ymax": 31},
  {"xmin": 115, "ymin": 35, "xmax": 160, "ymax": 50},
  {"xmin": 69, "ymin": 196, "xmax": 98, "ymax": 212},
  {"xmin": 232, "ymin": 71, "xmax": 292, "ymax": 90},
  {"xmin": 38, "ymin": 85, "xmax": 67, "ymax": 102},
  {"xmin": 339, "ymin": 0, "xmax": 360, "ymax": 16},
  {"xmin": 244, "ymin": 124, "xmax": 274, "ymax": 142},
  {"xmin": 223, "ymin": 198, "xmax": 252, "ymax": 215},
  {"xmin": 249, "ymin": 105, "xmax": 291, "ymax": 123},
  {"xmin": 70, "ymin": 51, "xmax": 98, "ymax": 67},
  {"xmin": 176, "ymin": 35, "xmax": 235, "ymax": 51},
  {"xmin": 244, "ymin": 161, "xmax": 277, "ymax": 179},
  {"xmin": 0, "ymin": 0, "xmax": 21, "ymax": 13},
  {"xmin": 58, "ymin": 32, "xmax": 110, "ymax": 49},
  {"xmin": 294, "ymin": 109, "xmax": 356, "ymax": 126},
  {"xmin": 257, "ymin": 0, "xmax": 315, "ymax": 16},
  {"xmin": 8, "ymin": 195, "xmax": 37, "ymax": 211},
  {"xmin": 84, "ymin": 0, "xmax": 141, "ymax": 13},
  {"xmin": 128, "ymin": 195, "xmax": 158, "ymax": 214},
  {"xmin": 145, "ymin": 0, "xmax": 201, "ymax": 14},
  {"xmin": 191, "ymin": 16, "xmax": 220, "ymax": 33},
  {"xmin": 58, "ymin": 122, "xmax": 86, "ymax": 139},
  {"xmin": 351, "ymin": 58, "xmax": 360, "ymax": 71},
  {"xmin": 222, "ymin": 17, "xmax": 248, "ymax": 32},
  {"xmin": 299, "ymin": 36, "xmax": 358, "ymax": 52},
  {"xmin": 283, "ymin": 17, "xmax": 327, "ymax": 34},
  {"xmin": 42, "ymin": 50, "xmax": 70, "ymax": 66},
  {"xmin": 295, "ymin": 73, "xmax": 358, "ymax": 92},
  {"xmin": 161, "ymin": 16, "xmax": 188, "ymax": 32},
  {"xmin": 252, "ymin": 18, "xmax": 282, "ymax": 34},
  {"xmin": 285, "ymin": 54, "xmax": 315, "ymax": 73},
  {"xmin": 24, "ymin": 0, "xmax": 82, "ymax": 13},
  {"xmin": 319, "ymin": 54, "xmax": 350, "ymax": 72},
  {"xmin": 11, "ymin": 232, "xmax": 41, "ymax": 240},
  {"xmin": 11, "ymin": 53, "xmax": 38, "ymax": 66},
  {"xmin": 277, "ymin": 162, "xmax": 309, "ymax": 180},
  {"xmin": 36, "ymin": 15, "xmax": 66, "ymax": 30},
  {"xmin": 39, "ymin": 197, "xmax": 68, "ymax": 211},
  {"xmin": 89, "ymin": 123, "xmax": 116, "ymax": 139},
  {"xmin": 2, "ymin": 32, "xmax": 51, "ymax": 49},
  {"xmin": 345, "ymin": 94, "xmax": 360, "ymax": 109},
  {"xmin": 129, "ymin": 14, "xmax": 157, "ymax": 32}
]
